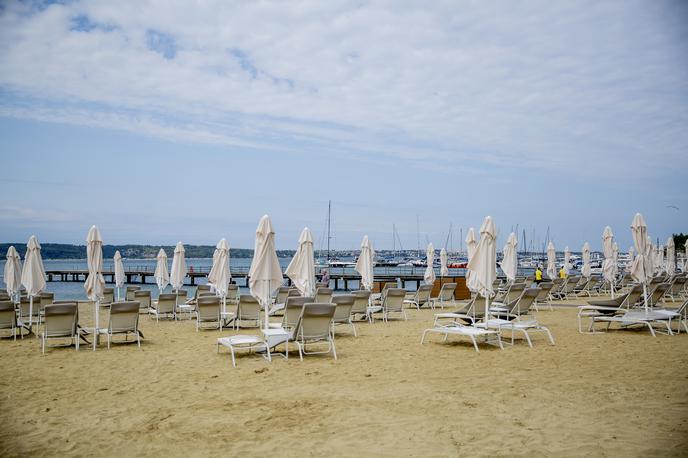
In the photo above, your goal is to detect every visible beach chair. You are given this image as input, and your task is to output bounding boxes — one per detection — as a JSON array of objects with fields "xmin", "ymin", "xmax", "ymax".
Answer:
[
  {"xmin": 233, "ymin": 295, "xmax": 262, "ymax": 329},
  {"xmin": 40, "ymin": 303, "xmax": 79, "ymax": 354},
  {"xmin": 106, "ymin": 301, "xmax": 142, "ymax": 349},
  {"xmin": 430, "ymin": 283, "xmax": 457, "ymax": 309},
  {"xmin": 404, "ymin": 284, "xmax": 432, "ymax": 310},
  {"xmin": 432, "ymin": 295, "xmax": 478, "ymax": 326},
  {"xmin": 293, "ymin": 303, "xmax": 337, "ymax": 361},
  {"xmin": 125, "ymin": 285, "xmax": 141, "ymax": 301},
  {"xmin": 533, "ymin": 282, "xmax": 554, "ymax": 311},
  {"xmin": 315, "ymin": 281, "xmax": 328, "ymax": 289},
  {"xmin": 0, "ymin": 301, "xmax": 18, "ymax": 340},
  {"xmin": 575, "ymin": 277, "xmax": 599, "ymax": 297},
  {"xmin": 133, "ymin": 290, "xmax": 152, "ymax": 314},
  {"xmin": 372, "ymin": 282, "xmax": 397, "ymax": 306},
  {"xmin": 590, "ymin": 309, "xmax": 672, "ymax": 337},
  {"xmin": 102, "ymin": 288, "xmax": 114, "ymax": 305},
  {"xmin": 226, "ymin": 284, "xmax": 240, "ymax": 304},
  {"xmin": 185, "ymin": 284, "xmax": 211, "ymax": 306},
  {"xmin": 269, "ymin": 288, "xmax": 299, "ymax": 315},
  {"xmin": 662, "ymin": 276, "xmax": 683, "ymax": 301},
  {"xmin": 0, "ymin": 293, "xmax": 10, "ymax": 302},
  {"xmin": 350, "ymin": 290, "xmax": 372, "ymax": 322},
  {"xmin": 331, "ymin": 295, "xmax": 357, "ymax": 336},
  {"xmin": 273, "ymin": 287, "xmax": 292, "ymax": 306},
  {"xmin": 491, "ymin": 283, "xmax": 525, "ymax": 310},
  {"xmin": 548, "ymin": 278, "xmax": 564, "ymax": 300},
  {"xmin": 381, "ymin": 288, "xmax": 407, "ymax": 322},
  {"xmin": 553, "ymin": 276, "xmax": 580, "ymax": 300},
  {"xmin": 420, "ymin": 308, "xmax": 504, "ymax": 353},
  {"xmin": 577, "ymin": 284, "xmax": 644, "ymax": 333},
  {"xmin": 483, "ymin": 289, "xmax": 554, "ymax": 347},
  {"xmin": 314, "ymin": 287, "xmax": 333, "ymax": 304},
  {"xmin": 650, "ymin": 297, "xmax": 688, "ymax": 334},
  {"xmin": 150, "ymin": 293, "xmax": 177, "ymax": 321},
  {"xmin": 196, "ymin": 296, "xmax": 222, "ymax": 331},
  {"xmin": 38, "ymin": 292, "xmax": 54, "ymax": 323},
  {"xmin": 268, "ymin": 296, "xmax": 312, "ymax": 332},
  {"xmin": 647, "ymin": 283, "xmax": 670, "ymax": 307},
  {"xmin": 18, "ymin": 297, "xmax": 41, "ymax": 331}
]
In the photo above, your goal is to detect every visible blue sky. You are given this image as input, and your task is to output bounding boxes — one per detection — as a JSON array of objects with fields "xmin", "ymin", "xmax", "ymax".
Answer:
[{"xmin": 0, "ymin": 0, "xmax": 686, "ymax": 251}]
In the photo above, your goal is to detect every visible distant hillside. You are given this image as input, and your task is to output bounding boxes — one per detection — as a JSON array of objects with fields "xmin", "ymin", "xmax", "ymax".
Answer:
[{"xmin": 0, "ymin": 243, "xmax": 297, "ymax": 259}]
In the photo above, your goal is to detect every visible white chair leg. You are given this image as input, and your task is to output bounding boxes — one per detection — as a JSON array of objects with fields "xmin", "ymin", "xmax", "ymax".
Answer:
[{"xmin": 331, "ymin": 338, "xmax": 337, "ymax": 360}]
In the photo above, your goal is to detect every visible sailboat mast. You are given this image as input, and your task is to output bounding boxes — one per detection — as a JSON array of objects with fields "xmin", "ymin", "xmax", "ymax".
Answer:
[{"xmin": 326, "ymin": 200, "xmax": 331, "ymax": 262}]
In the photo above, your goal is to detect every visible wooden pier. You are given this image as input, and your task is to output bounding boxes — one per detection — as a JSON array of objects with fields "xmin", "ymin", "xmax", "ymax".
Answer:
[{"xmin": 44, "ymin": 269, "xmax": 471, "ymax": 299}]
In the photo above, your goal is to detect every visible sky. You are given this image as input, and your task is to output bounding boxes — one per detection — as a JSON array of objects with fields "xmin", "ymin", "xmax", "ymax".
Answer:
[{"xmin": 0, "ymin": 0, "xmax": 686, "ymax": 252}]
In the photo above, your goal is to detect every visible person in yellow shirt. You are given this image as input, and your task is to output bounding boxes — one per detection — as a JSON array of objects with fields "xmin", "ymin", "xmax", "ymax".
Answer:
[
  {"xmin": 535, "ymin": 266, "xmax": 543, "ymax": 285},
  {"xmin": 559, "ymin": 266, "xmax": 567, "ymax": 278}
]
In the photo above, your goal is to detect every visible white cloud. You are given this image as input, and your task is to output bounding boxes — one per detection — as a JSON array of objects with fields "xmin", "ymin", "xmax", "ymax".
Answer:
[{"xmin": 0, "ymin": 0, "xmax": 687, "ymax": 176}]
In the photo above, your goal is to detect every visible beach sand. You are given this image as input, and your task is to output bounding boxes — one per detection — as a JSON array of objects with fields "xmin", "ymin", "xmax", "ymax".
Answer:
[{"xmin": 1, "ymin": 297, "xmax": 687, "ymax": 457}]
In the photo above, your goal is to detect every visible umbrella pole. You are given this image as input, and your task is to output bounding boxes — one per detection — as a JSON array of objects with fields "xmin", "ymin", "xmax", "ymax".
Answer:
[
  {"xmin": 642, "ymin": 282, "xmax": 648, "ymax": 313},
  {"xmin": 264, "ymin": 280, "xmax": 270, "ymax": 330},
  {"xmin": 29, "ymin": 295, "xmax": 33, "ymax": 334},
  {"xmin": 93, "ymin": 299, "xmax": 100, "ymax": 351}
]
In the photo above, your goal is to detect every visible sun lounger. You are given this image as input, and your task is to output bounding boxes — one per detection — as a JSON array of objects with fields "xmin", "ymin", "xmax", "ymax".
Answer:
[
  {"xmin": 577, "ymin": 284, "xmax": 644, "ymax": 333},
  {"xmin": 0, "ymin": 301, "xmax": 18, "ymax": 340},
  {"xmin": 331, "ymin": 295, "xmax": 357, "ymax": 336},
  {"xmin": 125, "ymin": 285, "xmax": 141, "ymax": 301},
  {"xmin": 106, "ymin": 301, "xmax": 142, "ymax": 349},
  {"xmin": 591, "ymin": 310, "xmax": 672, "ymax": 337},
  {"xmin": 40, "ymin": 303, "xmax": 79, "ymax": 354},
  {"xmin": 650, "ymin": 297, "xmax": 688, "ymax": 334},
  {"xmin": 430, "ymin": 283, "xmax": 457, "ymax": 309},
  {"xmin": 350, "ymin": 290, "xmax": 372, "ymax": 322},
  {"xmin": 404, "ymin": 284, "xmax": 432, "ymax": 310},
  {"xmin": 150, "ymin": 293, "xmax": 177, "ymax": 321},
  {"xmin": 269, "ymin": 288, "xmax": 299, "ymax": 315},
  {"xmin": 268, "ymin": 296, "xmax": 312, "ymax": 331},
  {"xmin": 293, "ymin": 303, "xmax": 337, "ymax": 360},
  {"xmin": 482, "ymin": 289, "xmax": 554, "ymax": 347},
  {"xmin": 381, "ymin": 288, "xmax": 407, "ymax": 322},
  {"xmin": 314, "ymin": 287, "xmax": 333, "ymax": 304},
  {"xmin": 133, "ymin": 290, "xmax": 152, "ymax": 314},
  {"xmin": 533, "ymin": 282, "xmax": 554, "ymax": 311},
  {"xmin": 196, "ymin": 296, "xmax": 222, "ymax": 331},
  {"xmin": 232, "ymin": 295, "xmax": 262, "ymax": 329},
  {"xmin": 420, "ymin": 318, "xmax": 503, "ymax": 353}
]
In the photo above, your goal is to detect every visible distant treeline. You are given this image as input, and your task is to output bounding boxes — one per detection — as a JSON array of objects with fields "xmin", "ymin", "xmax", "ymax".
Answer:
[{"xmin": 0, "ymin": 243, "xmax": 298, "ymax": 259}]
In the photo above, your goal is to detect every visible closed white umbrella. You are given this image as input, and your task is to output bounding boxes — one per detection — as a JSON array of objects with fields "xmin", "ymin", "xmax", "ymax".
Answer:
[
  {"xmin": 499, "ymin": 232, "xmax": 518, "ymax": 282},
  {"xmin": 211, "ymin": 238, "xmax": 231, "ymax": 311},
  {"xmin": 113, "ymin": 250, "xmax": 125, "ymax": 301},
  {"xmin": 564, "ymin": 246, "xmax": 572, "ymax": 275},
  {"xmin": 546, "ymin": 242, "xmax": 557, "ymax": 280},
  {"xmin": 170, "ymin": 242, "xmax": 188, "ymax": 293},
  {"xmin": 424, "ymin": 243, "xmax": 436, "ymax": 286},
  {"xmin": 85, "ymin": 226, "xmax": 105, "ymax": 350},
  {"xmin": 645, "ymin": 236, "xmax": 655, "ymax": 277},
  {"xmin": 626, "ymin": 247, "xmax": 634, "ymax": 273},
  {"xmin": 655, "ymin": 245, "xmax": 664, "ymax": 274},
  {"xmin": 4, "ymin": 246, "xmax": 22, "ymax": 302},
  {"xmin": 355, "ymin": 235, "xmax": 375, "ymax": 291},
  {"xmin": 612, "ymin": 242, "xmax": 619, "ymax": 278},
  {"xmin": 466, "ymin": 216, "xmax": 497, "ymax": 322},
  {"xmin": 665, "ymin": 238, "xmax": 674, "ymax": 276},
  {"xmin": 154, "ymin": 248, "xmax": 169, "ymax": 292},
  {"xmin": 440, "ymin": 248, "xmax": 449, "ymax": 277},
  {"xmin": 21, "ymin": 235, "xmax": 46, "ymax": 333},
  {"xmin": 630, "ymin": 213, "xmax": 650, "ymax": 311},
  {"xmin": 581, "ymin": 242, "xmax": 591, "ymax": 279},
  {"xmin": 285, "ymin": 228, "xmax": 316, "ymax": 297},
  {"xmin": 601, "ymin": 227, "xmax": 615, "ymax": 297},
  {"xmin": 465, "ymin": 228, "xmax": 478, "ymax": 292},
  {"xmin": 249, "ymin": 215, "xmax": 283, "ymax": 329}
]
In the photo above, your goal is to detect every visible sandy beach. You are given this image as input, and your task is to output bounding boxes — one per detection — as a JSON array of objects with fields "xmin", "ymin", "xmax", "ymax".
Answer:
[{"xmin": 1, "ymin": 298, "xmax": 687, "ymax": 457}]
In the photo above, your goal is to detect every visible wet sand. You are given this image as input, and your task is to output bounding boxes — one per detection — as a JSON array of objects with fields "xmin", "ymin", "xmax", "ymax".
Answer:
[{"xmin": 1, "ymin": 296, "xmax": 687, "ymax": 456}]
